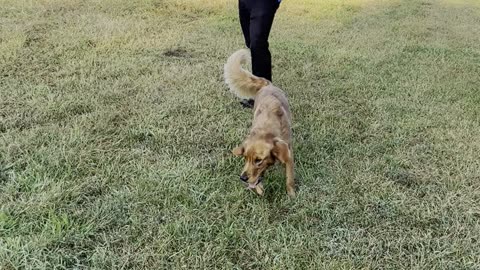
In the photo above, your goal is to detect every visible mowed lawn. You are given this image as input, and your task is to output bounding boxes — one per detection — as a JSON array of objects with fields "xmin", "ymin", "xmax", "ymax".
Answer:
[{"xmin": 1, "ymin": 0, "xmax": 480, "ymax": 268}]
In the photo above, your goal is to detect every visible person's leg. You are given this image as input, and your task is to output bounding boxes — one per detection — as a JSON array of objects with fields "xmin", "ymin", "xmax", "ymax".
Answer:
[
  {"xmin": 238, "ymin": 0, "xmax": 250, "ymax": 48},
  {"xmin": 238, "ymin": 0, "xmax": 255, "ymax": 109},
  {"xmin": 249, "ymin": 0, "xmax": 279, "ymax": 82},
  {"xmin": 238, "ymin": 0, "xmax": 279, "ymax": 109}
]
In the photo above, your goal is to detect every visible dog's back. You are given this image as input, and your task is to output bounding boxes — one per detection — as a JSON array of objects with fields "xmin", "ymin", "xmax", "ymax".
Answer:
[{"xmin": 253, "ymin": 85, "xmax": 292, "ymax": 144}]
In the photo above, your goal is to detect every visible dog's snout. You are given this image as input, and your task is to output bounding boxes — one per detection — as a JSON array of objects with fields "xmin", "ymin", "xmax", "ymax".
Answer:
[{"xmin": 240, "ymin": 173, "xmax": 248, "ymax": 182}]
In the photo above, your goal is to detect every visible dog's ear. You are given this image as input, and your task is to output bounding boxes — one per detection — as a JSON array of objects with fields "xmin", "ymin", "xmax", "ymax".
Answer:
[
  {"xmin": 232, "ymin": 145, "xmax": 244, "ymax": 156},
  {"xmin": 272, "ymin": 138, "xmax": 290, "ymax": 164}
]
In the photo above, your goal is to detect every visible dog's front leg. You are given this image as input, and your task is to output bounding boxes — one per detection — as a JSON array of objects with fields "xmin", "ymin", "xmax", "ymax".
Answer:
[{"xmin": 273, "ymin": 139, "xmax": 296, "ymax": 197}]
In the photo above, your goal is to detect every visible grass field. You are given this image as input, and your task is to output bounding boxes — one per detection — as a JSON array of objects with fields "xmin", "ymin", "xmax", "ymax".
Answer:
[{"xmin": 1, "ymin": 0, "xmax": 480, "ymax": 268}]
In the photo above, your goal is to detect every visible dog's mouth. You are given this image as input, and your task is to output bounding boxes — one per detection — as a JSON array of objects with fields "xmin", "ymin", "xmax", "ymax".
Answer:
[{"xmin": 245, "ymin": 176, "xmax": 263, "ymax": 189}]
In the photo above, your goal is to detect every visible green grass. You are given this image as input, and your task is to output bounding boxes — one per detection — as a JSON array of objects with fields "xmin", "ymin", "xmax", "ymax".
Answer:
[{"xmin": 1, "ymin": 0, "xmax": 480, "ymax": 268}]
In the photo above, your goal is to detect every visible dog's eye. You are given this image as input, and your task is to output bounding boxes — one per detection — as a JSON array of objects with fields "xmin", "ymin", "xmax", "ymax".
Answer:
[{"xmin": 254, "ymin": 158, "xmax": 263, "ymax": 165}]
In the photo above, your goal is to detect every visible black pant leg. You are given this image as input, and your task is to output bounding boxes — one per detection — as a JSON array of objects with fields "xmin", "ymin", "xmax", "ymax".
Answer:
[
  {"xmin": 238, "ymin": 0, "xmax": 251, "ymax": 48},
  {"xmin": 249, "ymin": 0, "xmax": 278, "ymax": 81}
]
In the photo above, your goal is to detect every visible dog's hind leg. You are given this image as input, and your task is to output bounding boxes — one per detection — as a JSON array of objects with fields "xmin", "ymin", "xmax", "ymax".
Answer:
[{"xmin": 285, "ymin": 154, "xmax": 295, "ymax": 197}]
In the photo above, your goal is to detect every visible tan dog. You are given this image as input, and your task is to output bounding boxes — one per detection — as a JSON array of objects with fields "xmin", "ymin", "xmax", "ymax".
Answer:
[{"xmin": 224, "ymin": 49, "xmax": 295, "ymax": 197}]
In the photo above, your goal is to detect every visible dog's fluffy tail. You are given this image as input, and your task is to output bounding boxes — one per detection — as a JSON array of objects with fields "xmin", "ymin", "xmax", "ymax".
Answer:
[{"xmin": 224, "ymin": 49, "xmax": 270, "ymax": 99}]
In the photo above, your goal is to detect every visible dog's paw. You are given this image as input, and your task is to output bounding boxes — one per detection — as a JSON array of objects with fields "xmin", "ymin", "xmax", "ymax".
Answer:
[
  {"xmin": 254, "ymin": 184, "xmax": 264, "ymax": 196},
  {"xmin": 287, "ymin": 187, "xmax": 296, "ymax": 198}
]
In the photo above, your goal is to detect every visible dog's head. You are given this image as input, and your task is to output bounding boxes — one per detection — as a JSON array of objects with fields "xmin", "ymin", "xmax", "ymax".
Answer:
[{"xmin": 232, "ymin": 136, "xmax": 290, "ymax": 189}]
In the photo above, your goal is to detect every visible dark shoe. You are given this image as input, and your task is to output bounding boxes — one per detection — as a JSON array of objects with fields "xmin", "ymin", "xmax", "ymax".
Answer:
[{"xmin": 240, "ymin": 99, "xmax": 254, "ymax": 109}]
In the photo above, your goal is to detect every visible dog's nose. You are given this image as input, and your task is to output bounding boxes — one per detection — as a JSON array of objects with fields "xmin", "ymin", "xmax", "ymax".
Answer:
[{"xmin": 240, "ymin": 173, "xmax": 248, "ymax": 182}]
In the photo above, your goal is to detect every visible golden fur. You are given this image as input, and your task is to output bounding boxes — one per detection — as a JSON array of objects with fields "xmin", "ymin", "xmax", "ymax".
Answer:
[{"xmin": 224, "ymin": 49, "xmax": 295, "ymax": 197}]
